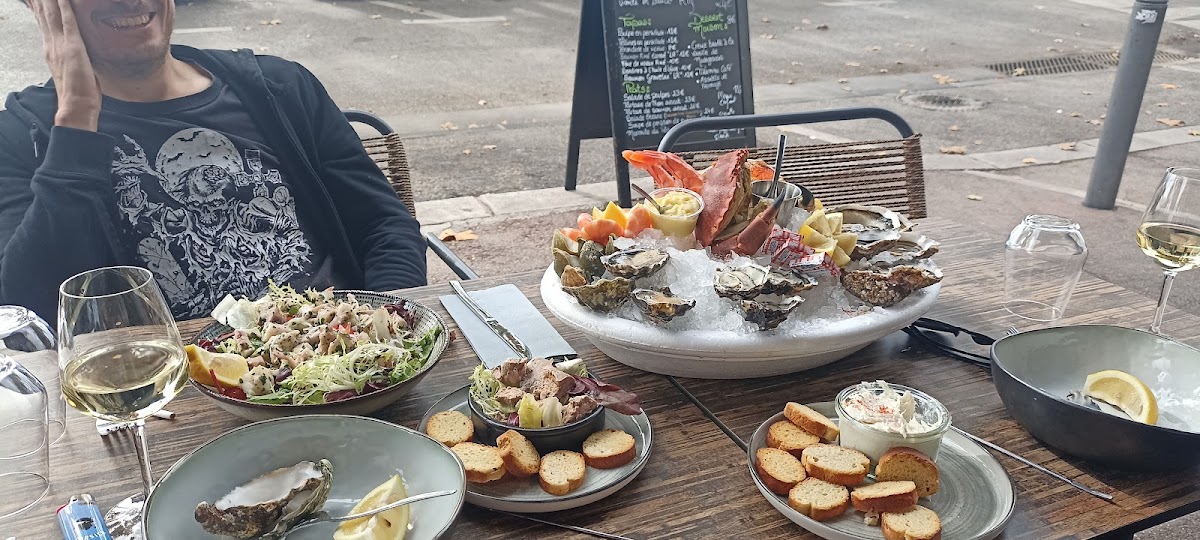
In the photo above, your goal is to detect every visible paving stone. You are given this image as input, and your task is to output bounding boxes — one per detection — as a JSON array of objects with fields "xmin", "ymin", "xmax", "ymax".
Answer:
[{"xmin": 415, "ymin": 196, "xmax": 490, "ymax": 225}]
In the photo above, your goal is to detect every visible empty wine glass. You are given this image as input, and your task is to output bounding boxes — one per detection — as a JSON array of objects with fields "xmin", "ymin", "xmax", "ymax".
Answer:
[
  {"xmin": 1137, "ymin": 167, "xmax": 1200, "ymax": 334},
  {"xmin": 1004, "ymin": 215, "xmax": 1088, "ymax": 323},
  {"xmin": 58, "ymin": 267, "xmax": 189, "ymax": 540}
]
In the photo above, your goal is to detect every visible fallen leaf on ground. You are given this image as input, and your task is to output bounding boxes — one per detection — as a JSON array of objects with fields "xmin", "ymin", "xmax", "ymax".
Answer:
[
  {"xmin": 939, "ymin": 146, "xmax": 967, "ymax": 155},
  {"xmin": 1157, "ymin": 118, "xmax": 1185, "ymax": 127},
  {"xmin": 243, "ymin": 26, "xmax": 252, "ymax": 30},
  {"xmin": 370, "ymin": 14, "xmax": 383, "ymax": 19},
  {"xmin": 478, "ymin": 99, "xmax": 488, "ymax": 106},
  {"xmin": 802, "ymin": 18, "xmax": 812, "ymax": 24},
  {"xmin": 967, "ymin": 194, "xmax": 984, "ymax": 201},
  {"xmin": 1088, "ymin": 119, "xmax": 1103, "ymax": 126},
  {"xmin": 482, "ymin": 144, "xmax": 498, "ymax": 150},
  {"xmin": 793, "ymin": 26, "xmax": 801, "ymax": 30},
  {"xmin": 948, "ymin": 125, "xmax": 960, "ymax": 132},
  {"xmin": 1189, "ymin": 130, "xmax": 1200, "ymax": 136},
  {"xmin": 1157, "ymin": 102, "xmax": 1169, "ymax": 107},
  {"xmin": 762, "ymin": 17, "xmax": 770, "ymax": 22},
  {"xmin": 1082, "ymin": 90, "xmax": 1094, "ymax": 95},
  {"xmin": 1013, "ymin": 67, "xmax": 1027, "ymax": 76},
  {"xmin": 787, "ymin": 79, "xmax": 795, "ymax": 85},
  {"xmin": 258, "ymin": 46, "xmax": 269, "ymax": 52},
  {"xmin": 816, "ymin": 24, "xmax": 829, "ymax": 30},
  {"xmin": 440, "ymin": 122, "xmax": 458, "ymax": 130},
  {"xmin": 438, "ymin": 229, "xmax": 479, "ymax": 241},
  {"xmin": 974, "ymin": 140, "xmax": 983, "ymax": 145},
  {"xmin": 933, "ymin": 74, "xmax": 956, "ymax": 85},
  {"xmin": 1059, "ymin": 142, "xmax": 1077, "ymax": 151},
  {"xmin": 1161, "ymin": 83, "xmax": 1179, "ymax": 90},
  {"xmin": 761, "ymin": 33, "xmax": 775, "ymax": 39},
  {"xmin": 845, "ymin": 62, "xmax": 861, "ymax": 67},
  {"xmin": 1022, "ymin": 157, "xmax": 1039, "ymax": 164},
  {"xmin": 879, "ymin": 68, "xmax": 889, "ymax": 73},
  {"xmin": 1100, "ymin": 113, "xmax": 1106, "ymax": 119},
  {"xmin": 868, "ymin": 45, "xmax": 881, "ymax": 51},
  {"xmin": 462, "ymin": 149, "xmax": 472, "ymax": 155},
  {"xmin": 837, "ymin": 78, "xmax": 849, "ymax": 83},
  {"xmin": 468, "ymin": 123, "xmax": 480, "ymax": 129},
  {"xmin": 1070, "ymin": 112, "xmax": 1081, "ymax": 117}
]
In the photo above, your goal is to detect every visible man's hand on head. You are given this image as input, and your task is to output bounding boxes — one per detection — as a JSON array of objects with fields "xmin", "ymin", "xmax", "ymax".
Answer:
[{"xmin": 29, "ymin": 0, "xmax": 102, "ymax": 131}]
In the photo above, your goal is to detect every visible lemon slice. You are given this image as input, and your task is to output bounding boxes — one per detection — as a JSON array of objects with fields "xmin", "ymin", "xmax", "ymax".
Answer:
[
  {"xmin": 1083, "ymin": 370, "xmax": 1159, "ymax": 425},
  {"xmin": 334, "ymin": 474, "xmax": 410, "ymax": 540},
  {"xmin": 186, "ymin": 345, "xmax": 249, "ymax": 388}
]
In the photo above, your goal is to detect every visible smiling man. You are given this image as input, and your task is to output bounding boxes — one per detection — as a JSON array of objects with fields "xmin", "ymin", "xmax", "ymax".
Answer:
[{"xmin": 0, "ymin": 0, "xmax": 427, "ymax": 320}]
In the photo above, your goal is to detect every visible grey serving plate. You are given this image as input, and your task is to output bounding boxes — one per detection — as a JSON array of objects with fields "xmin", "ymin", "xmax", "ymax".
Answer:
[
  {"xmin": 748, "ymin": 402, "xmax": 1014, "ymax": 540},
  {"xmin": 992, "ymin": 325, "xmax": 1200, "ymax": 470},
  {"xmin": 191, "ymin": 290, "xmax": 449, "ymax": 421}
]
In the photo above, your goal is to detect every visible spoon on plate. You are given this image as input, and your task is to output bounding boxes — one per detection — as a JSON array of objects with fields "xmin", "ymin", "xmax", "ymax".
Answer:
[{"xmin": 282, "ymin": 489, "xmax": 457, "ymax": 536}]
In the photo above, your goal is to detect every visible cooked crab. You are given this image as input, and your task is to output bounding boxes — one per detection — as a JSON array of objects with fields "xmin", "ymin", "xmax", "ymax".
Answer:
[
  {"xmin": 563, "ymin": 277, "xmax": 634, "ymax": 311},
  {"xmin": 714, "ymin": 263, "xmax": 770, "ymax": 299},
  {"xmin": 194, "ymin": 459, "xmax": 333, "ymax": 540},
  {"xmin": 631, "ymin": 287, "xmax": 696, "ymax": 324},
  {"xmin": 624, "ymin": 149, "xmax": 757, "ymax": 247},
  {"xmin": 602, "ymin": 248, "xmax": 670, "ymax": 279}
]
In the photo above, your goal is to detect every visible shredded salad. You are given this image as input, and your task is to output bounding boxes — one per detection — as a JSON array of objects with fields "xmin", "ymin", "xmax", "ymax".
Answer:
[{"xmin": 200, "ymin": 283, "xmax": 440, "ymax": 405}]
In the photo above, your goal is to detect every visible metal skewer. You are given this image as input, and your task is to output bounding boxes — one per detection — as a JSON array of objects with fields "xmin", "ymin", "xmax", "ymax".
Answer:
[
  {"xmin": 952, "ymin": 426, "xmax": 1114, "ymax": 502},
  {"xmin": 493, "ymin": 510, "xmax": 634, "ymax": 540},
  {"xmin": 631, "ymin": 183, "xmax": 664, "ymax": 213}
]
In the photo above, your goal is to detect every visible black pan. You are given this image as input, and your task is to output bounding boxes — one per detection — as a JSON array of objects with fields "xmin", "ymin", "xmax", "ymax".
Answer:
[{"xmin": 991, "ymin": 325, "xmax": 1200, "ymax": 471}]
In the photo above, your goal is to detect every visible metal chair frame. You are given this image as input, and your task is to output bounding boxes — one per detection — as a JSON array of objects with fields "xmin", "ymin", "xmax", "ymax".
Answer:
[{"xmin": 344, "ymin": 110, "xmax": 480, "ymax": 280}]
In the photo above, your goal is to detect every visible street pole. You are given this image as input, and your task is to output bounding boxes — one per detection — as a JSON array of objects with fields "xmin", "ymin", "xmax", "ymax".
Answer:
[{"xmin": 1084, "ymin": 0, "xmax": 1169, "ymax": 210}]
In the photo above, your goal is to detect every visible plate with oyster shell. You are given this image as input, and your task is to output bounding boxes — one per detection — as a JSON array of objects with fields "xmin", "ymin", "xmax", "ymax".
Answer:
[{"xmin": 143, "ymin": 415, "xmax": 465, "ymax": 539}]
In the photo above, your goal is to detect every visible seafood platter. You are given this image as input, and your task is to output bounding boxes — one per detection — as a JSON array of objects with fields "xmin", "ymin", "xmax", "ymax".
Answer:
[
  {"xmin": 187, "ymin": 284, "xmax": 448, "ymax": 420},
  {"xmin": 540, "ymin": 149, "xmax": 943, "ymax": 378}
]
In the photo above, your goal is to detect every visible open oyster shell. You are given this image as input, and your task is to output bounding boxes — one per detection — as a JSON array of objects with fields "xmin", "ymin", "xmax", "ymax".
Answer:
[
  {"xmin": 578, "ymin": 241, "xmax": 607, "ymax": 281},
  {"xmin": 740, "ymin": 296, "xmax": 804, "ymax": 330},
  {"xmin": 563, "ymin": 277, "xmax": 634, "ymax": 311},
  {"xmin": 762, "ymin": 269, "xmax": 818, "ymax": 297},
  {"xmin": 714, "ymin": 263, "xmax": 770, "ymax": 299},
  {"xmin": 882, "ymin": 233, "xmax": 940, "ymax": 262},
  {"xmin": 841, "ymin": 264, "xmax": 943, "ymax": 307},
  {"xmin": 561, "ymin": 265, "xmax": 589, "ymax": 288},
  {"xmin": 602, "ymin": 248, "xmax": 670, "ymax": 279},
  {"xmin": 195, "ymin": 459, "xmax": 333, "ymax": 540},
  {"xmin": 836, "ymin": 204, "xmax": 914, "ymax": 242},
  {"xmin": 631, "ymin": 287, "xmax": 696, "ymax": 324}
]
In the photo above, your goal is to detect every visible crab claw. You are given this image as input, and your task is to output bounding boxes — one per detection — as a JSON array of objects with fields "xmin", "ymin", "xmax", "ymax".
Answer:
[{"xmin": 623, "ymin": 150, "xmax": 705, "ymax": 193}]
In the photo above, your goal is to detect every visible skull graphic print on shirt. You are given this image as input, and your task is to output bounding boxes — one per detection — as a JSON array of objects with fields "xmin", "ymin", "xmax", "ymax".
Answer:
[{"xmin": 111, "ymin": 127, "xmax": 314, "ymax": 317}]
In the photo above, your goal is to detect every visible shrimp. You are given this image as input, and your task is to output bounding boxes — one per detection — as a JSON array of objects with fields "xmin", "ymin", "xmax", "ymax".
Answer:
[{"xmin": 622, "ymin": 150, "xmax": 705, "ymax": 193}]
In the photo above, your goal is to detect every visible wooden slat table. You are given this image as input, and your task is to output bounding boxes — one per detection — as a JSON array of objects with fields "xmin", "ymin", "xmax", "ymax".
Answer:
[{"xmin": 5, "ymin": 217, "xmax": 1199, "ymax": 539}]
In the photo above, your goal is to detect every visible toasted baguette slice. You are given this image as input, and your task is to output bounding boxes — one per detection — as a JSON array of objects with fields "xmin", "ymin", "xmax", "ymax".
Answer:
[
  {"xmin": 451, "ymin": 442, "xmax": 505, "ymax": 483},
  {"xmin": 497, "ymin": 429, "xmax": 541, "ymax": 478},
  {"xmin": 426, "ymin": 410, "xmax": 474, "ymax": 447},
  {"xmin": 582, "ymin": 429, "xmax": 636, "ymax": 469},
  {"xmin": 538, "ymin": 450, "xmax": 587, "ymax": 495},
  {"xmin": 784, "ymin": 402, "xmax": 840, "ymax": 441},
  {"xmin": 852, "ymin": 481, "xmax": 918, "ymax": 513},
  {"xmin": 876, "ymin": 447, "xmax": 940, "ymax": 498},
  {"xmin": 755, "ymin": 447, "xmax": 807, "ymax": 495},
  {"xmin": 802, "ymin": 444, "xmax": 870, "ymax": 486},
  {"xmin": 882, "ymin": 505, "xmax": 942, "ymax": 540},
  {"xmin": 788, "ymin": 478, "xmax": 850, "ymax": 522},
  {"xmin": 767, "ymin": 420, "xmax": 821, "ymax": 458}
]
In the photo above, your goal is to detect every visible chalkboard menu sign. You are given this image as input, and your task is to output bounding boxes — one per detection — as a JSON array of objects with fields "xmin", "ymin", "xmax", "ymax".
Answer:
[
  {"xmin": 564, "ymin": 0, "xmax": 756, "ymax": 206},
  {"xmin": 600, "ymin": 0, "xmax": 756, "ymax": 150}
]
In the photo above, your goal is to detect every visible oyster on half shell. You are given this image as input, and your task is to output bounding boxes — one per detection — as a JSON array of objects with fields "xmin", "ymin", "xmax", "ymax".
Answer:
[
  {"xmin": 602, "ymin": 248, "xmax": 670, "ymax": 279},
  {"xmin": 714, "ymin": 263, "xmax": 770, "ymax": 299},
  {"xmin": 836, "ymin": 204, "xmax": 914, "ymax": 243},
  {"xmin": 841, "ymin": 264, "xmax": 943, "ymax": 307},
  {"xmin": 882, "ymin": 233, "xmax": 940, "ymax": 262},
  {"xmin": 631, "ymin": 287, "xmax": 696, "ymax": 324},
  {"xmin": 740, "ymin": 296, "xmax": 804, "ymax": 330},
  {"xmin": 762, "ymin": 270, "xmax": 818, "ymax": 297},
  {"xmin": 195, "ymin": 459, "xmax": 333, "ymax": 540},
  {"xmin": 563, "ymin": 277, "xmax": 634, "ymax": 311}
]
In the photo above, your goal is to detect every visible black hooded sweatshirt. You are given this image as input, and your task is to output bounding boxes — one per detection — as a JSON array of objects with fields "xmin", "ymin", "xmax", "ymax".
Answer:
[{"xmin": 0, "ymin": 46, "xmax": 427, "ymax": 320}]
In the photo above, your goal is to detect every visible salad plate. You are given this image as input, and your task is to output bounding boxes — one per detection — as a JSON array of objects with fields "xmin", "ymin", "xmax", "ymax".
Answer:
[
  {"xmin": 191, "ymin": 289, "xmax": 448, "ymax": 421},
  {"xmin": 748, "ymin": 402, "xmax": 1014, "ymax": 540},
  {"xmin": 419, "ymin": 385, "xmax": 653, "ymax": 513}
]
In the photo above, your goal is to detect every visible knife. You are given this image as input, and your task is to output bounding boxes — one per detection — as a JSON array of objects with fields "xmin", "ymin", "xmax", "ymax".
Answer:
[{"xmin": 449, "ymin": 280, "xmax": 533, "ymax": 359}]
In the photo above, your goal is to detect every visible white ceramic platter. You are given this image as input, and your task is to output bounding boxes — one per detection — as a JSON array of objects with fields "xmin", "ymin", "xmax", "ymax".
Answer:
[
  {"xmin": 540, "ymin": 266, "xmax": 940, "ymax": 379},
  {"xmin": 748, "ymin": 403, "xmax": 1014, "ymax": 540},
  {"xmin": 418, "ymin": 385, "xmax": 652, "ymax": 513}
]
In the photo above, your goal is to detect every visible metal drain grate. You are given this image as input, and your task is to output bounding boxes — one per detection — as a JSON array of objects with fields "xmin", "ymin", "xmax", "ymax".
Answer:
[
  {"xmin": 898, "ymin": 93, "xmax": 987, "ymax": 111},
  {"xmin": 985, "ymin": 51, "xmax": 1191, "ymax": 77}
]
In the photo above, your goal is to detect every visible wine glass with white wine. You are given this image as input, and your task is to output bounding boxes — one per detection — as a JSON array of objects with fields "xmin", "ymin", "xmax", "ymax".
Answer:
[
  {"xmin": 58, "ymin": 267, "xmax": 188, "ymax": 540},
  {"xmin": 1137, "ymin": 167, "xmax": 1200, "ymax": 334}
]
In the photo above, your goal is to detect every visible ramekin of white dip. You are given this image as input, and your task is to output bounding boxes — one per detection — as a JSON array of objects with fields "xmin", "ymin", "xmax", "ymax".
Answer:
[{"xmin": 835, "ymin": 380, "xmax": 952, "ymax": 464}]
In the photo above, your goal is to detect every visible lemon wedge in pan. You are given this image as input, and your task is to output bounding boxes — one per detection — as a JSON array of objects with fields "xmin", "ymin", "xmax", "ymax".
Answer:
[{"xmin": 1083, "ymin": 370, "xmax": 1158, "ymax": 425}]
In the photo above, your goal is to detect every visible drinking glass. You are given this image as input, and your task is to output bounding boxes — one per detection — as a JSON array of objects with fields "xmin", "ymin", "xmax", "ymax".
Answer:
[
  {"xmin": 58, "ymin": 267, "xmax": 188, "ymax": 540},
  {"xmin": 1004, "ymin": 215, "xmax": 1088, "ymax": 322},
  {"xmin": 0, "ymin": 306, "xmax": 64, "ymax": 444},
  {"xmin": 0, "ymin": 355, "xmax": 50, "ymax": 526},
  {"xmin": 1137, "ymin": 167, "xmax": 1200, "ymax": 334}
]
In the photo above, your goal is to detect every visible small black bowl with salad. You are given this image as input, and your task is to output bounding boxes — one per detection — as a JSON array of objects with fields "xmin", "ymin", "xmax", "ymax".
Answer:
[
  {"xmin": 188, "ymin": 284, "xmax": 448, "ymax": 421},
  {"xmin": 468, "ymin": 357, "xmax": 643, "ymax": 452}
]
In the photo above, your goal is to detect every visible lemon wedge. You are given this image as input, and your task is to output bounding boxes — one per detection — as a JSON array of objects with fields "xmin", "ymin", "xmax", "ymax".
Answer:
[
  {"xmin": 599, "ymin": 201, "xmax": 628, "ymax": 230},
  {"xmin": 186, "ymin": 345, "xmax": 250, "ymax": 388},
  {"xmin": 1083, "ymin": 370, "xmax": 1158, "ymax": 425},
  {"xmin": 334, "ymin": 475, "xmax": 410, "ymax": 540}
]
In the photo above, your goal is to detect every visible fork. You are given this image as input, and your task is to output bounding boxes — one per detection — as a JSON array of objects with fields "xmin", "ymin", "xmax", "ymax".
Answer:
[
  {"xmin": 1006, "ymin": 326, "xmax": 1020, "ymax": 336},
  {"xmin": 96, "ymin": 410, "xmax": 176, "ymax": 436}
]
